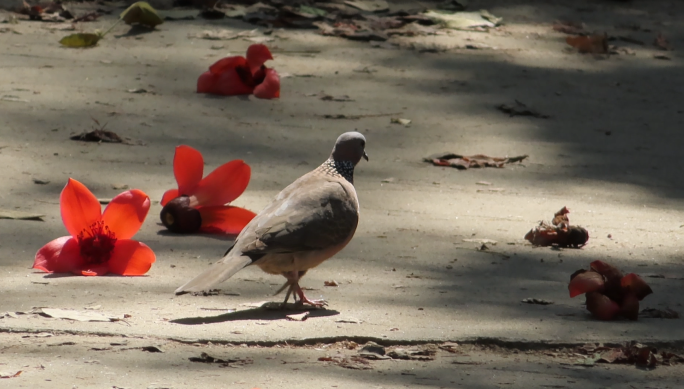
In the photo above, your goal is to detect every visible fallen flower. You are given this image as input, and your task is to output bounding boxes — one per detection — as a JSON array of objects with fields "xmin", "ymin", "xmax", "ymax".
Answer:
[
  {"xmin": 197, "ymin": 44, "xmax": 280, "ymax": 99},
  {"xmin": 524, "ymin": 206, "xmax": 589, "ymax": 248},
  {"xmin": 160, "ymin": 145, "xmax": 256, "ymax": 234},
  {"xmin": 569, "ymin": 260, "xmax": 653, "ymax": 321},
  {"xmin": 33, "ymin": 178, "xmax": 155, "ymax": 276}
]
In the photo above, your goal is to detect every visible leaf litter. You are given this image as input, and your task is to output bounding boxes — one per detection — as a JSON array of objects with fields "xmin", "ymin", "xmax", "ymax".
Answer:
[
  {"xmin": 568, "ymin": 342, "xmax": 684, "ymax": 368},
  {"xmin": 208, "ymin": 0, "xmax": 499, "ymax": 45},
  {"xmin": 189, "ymin": 352, "xmax": 253, "ymax": 367},
  {"xmin": 424, "ymin": 152, "xmax": 528, "ymax": 169}
]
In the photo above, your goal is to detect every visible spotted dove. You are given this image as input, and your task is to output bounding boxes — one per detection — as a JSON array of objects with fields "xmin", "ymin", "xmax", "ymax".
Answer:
[{"xmin": 175, "ymin": 132, "xmax": 368, "ymax": 307}]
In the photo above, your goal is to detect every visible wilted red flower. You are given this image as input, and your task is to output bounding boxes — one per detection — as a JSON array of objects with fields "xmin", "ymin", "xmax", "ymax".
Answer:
[
  {"xmin": 569, "ymin": 260, "xmax": 653, "ymax": 321},
  {"xmin": 160, "ymin": 145, "xmax": 256, "ymax": 234},
  {"xmin": 197, "ymin": 44, "xmax": 280, "ymax": 99},
  {"xmin": 33, "ymin": 178, "xmax": 156, "ymax": 276}
]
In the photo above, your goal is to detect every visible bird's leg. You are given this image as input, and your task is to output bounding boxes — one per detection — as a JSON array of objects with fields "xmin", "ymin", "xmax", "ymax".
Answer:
[
  {"xmin": 293, "ymin": 283, "xmax": 327, "ymax": 308},
  {"xmin": 277, "ymin": 271, "xmax": 300, "ymax": 308}
]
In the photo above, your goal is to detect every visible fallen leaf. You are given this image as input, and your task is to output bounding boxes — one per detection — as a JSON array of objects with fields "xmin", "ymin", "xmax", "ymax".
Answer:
[
  {"xmin": 424, "ymin": 10, "xmax": 500, "ymax": 30},
  {"xmin": 391, "ymin": 118, "xmax": 411, "ymax": 126},
  {"xmin": 127, "ymin": 88, "xmax": 148, "ymax": 94},
  {"xmin": 566, "ymin": 33, "xmax": 608, "ymax": 54},
  {"xmin": 39, "ymin": 308, "xmax": 124, "ymax": 322},
  {"xmin": 0, "ymin": 210, "xmax": 45, "ymax": 221},
  {"xmin": 0, "ymin": 95, "xmax": 30, "ymax": 103},
  {"xmin": 189, "ymin": 352, "xmax": 253, "ymax": 367},
  {"xmin": 70, "ymin": 130, "xmax": 123, "ymax": 143},
  {"xmin": 324, "ymin": 280, "xmax": 339, "ymax": 287},
  {"xmin": 463, "ymin": 238, "xmax": 497, "ymax": 245},
  {"xmin": 0, "ymin": 371, "xmax": 22, "ymax": 378},
  {"xmin": 59, "ymin": 33, "xmax": 101, "ymax": 48},
  {"xmin": 335, "ymin": 318, "xmax": 363, "ymax": 324},
  {"xmin": 120, "ymin": 1, "xmax": 163, "ymax": 28},
  {"xmin": 425, "ymin": 152, "xmax": 528, "ymax": 169},
  {"xmin": 141, "ymin": 345, "xmax": 163, "ymax": 352},
  {"xmin": 33, "ymin": 178, "xmax": 50, "ymax": 185},
  {"xmin": 188, "ymin": 29, "xmax": 257, "ymax": 40},
  {"xmin": 653, "ymin": 54, "xmax": 671, "ymax": 60},
  {"xmin": 497, "ymin": 100, "xmax": 549, "ymax": 118},
  {"xmin": 521, "ymin": 298, "xmax": 554, "ymax": 305},
  {"xmin": 286, "ymin": 312, "xmax": 310, "ymax": 321}
]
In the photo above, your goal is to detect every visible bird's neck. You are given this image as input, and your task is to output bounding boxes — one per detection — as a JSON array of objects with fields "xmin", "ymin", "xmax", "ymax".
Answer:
[{"xmin": 318, "ymin": 158, "xmax": 354, "ymax": 184}]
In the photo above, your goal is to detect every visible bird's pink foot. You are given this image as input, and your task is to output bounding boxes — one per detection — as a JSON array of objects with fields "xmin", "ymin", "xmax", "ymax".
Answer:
[{"xmin": 294, "ymin": 285, "xmax": 327, "ymax": 307}]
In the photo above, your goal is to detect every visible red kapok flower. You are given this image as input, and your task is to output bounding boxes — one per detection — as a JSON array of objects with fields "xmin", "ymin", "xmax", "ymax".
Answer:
[
  {"xmin": 197, "ymin": 44, "xmax": 280, "ymax": 99},
  {"xmin": 33, "ymin": 178, "xmax": 156, "ymax": 276},
  {"xmin": 160, "ymin": 145, "xmax": 256, "ymax": 235},
  {"xmin": 568, "ymin": 260, "xmax": 653, "ymax": 321}
]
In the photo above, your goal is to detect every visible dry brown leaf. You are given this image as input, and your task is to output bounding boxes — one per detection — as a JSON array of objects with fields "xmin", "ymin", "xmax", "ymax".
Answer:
[{"xmin": 566, "ymin": 33, "xmax": 608, "ymax": 54}]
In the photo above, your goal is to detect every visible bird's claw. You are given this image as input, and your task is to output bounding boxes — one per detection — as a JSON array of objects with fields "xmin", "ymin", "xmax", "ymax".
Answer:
[{"xmin": 295, "ymin": 298, "xmax": 328, "ymax": 308}]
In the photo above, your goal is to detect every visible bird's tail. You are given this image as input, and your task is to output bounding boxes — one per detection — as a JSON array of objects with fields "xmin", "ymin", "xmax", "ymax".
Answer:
[{"xmin": 174, "ymin": 254, "xmax": 252, "ymax": 295}]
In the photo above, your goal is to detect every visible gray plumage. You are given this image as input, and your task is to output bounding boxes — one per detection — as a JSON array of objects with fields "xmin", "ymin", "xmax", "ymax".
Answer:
[{"xmin": 175, "ymin": 132, "xmax": 368, "ymax": 306}]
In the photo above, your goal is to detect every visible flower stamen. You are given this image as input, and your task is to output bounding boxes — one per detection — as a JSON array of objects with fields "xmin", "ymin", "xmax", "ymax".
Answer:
[{"xmin": 77, "ymin": 220, "xmax": 117, "ymax": 264}]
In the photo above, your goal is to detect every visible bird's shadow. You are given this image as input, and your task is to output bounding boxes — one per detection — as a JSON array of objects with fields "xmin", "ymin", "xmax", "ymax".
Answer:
[{"xmin": 171, "ymin": 303, "xmax": 339, "ymax": 325}]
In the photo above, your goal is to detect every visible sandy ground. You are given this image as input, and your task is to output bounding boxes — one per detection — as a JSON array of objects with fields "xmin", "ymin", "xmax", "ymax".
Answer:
[{"xmin": 2, "ymin": 0, "xmax": 684, "ymax": 387}]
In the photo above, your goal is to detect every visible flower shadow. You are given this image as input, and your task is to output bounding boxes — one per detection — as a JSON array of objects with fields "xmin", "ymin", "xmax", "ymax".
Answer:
[{"xmin": 170, "ymin": 303, "xmax": 339, "ymax": 325}]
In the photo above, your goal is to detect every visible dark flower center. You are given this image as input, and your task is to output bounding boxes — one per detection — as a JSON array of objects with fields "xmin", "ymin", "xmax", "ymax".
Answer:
[
  {"xmin": 160, "ymin": 195, "xmax": 202, "ymax": 234},
  {"xmin": 236, "ymin": 65, "xmax": 266, "ymax": 88},
  {"xmin": 77, "ymin": 220, "xmax": 117, "ymax": 264}
]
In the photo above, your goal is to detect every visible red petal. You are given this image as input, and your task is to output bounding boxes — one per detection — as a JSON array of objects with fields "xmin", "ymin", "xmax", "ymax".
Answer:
[
  {"xmin": 107, "ymin": 239, "xmax": 156, "ymax": 276},
  {"xmin": 586, "ymin": 292, "xmax": 620, "ymax": 321},
  {"xmin": 197, "ymin": 71, "xmax": 219, "ymax": 94},
  {"xmin": 193, "ymin": 160, "xmax": 251, "ymax": 207},
  {"xmin": 209, "ymin": 55, "xmax": 248, "ymax": 75},
  {"xmin": 33, "ymin": 236, "xmax": 85, "ymax": 273},
  {"xmin": 161, "ymin": 189, "xmax": 179, "ymax": 206},
  {"xmin": 214, "ymin": 68, "xmax": 254, "ymax": 96},
  {"xmin": 621, "ymin": 273, "xmax": 653, "ymax": 300},
  {"xmin": 253, "ymin": 68, "xmax": 280, "ymax": 99},
  {"xmin": 199, "ymin": 206, "xmax": 256, "ymax": 235},
  {"xmin": 101, "ymin": 189, "xmax": 150, "ymax": 240},
  {"xmin": 173, "ymin": 145, "xmax": 204, "ymax": 196},
  {"xmin": 246, "ymin": 44, "xmax": 273, "ymax": 75},
  {"xmin": 590, "ymin": 260, "xmax": 624, "ymax": 281},
  {"xmin": 569, "ymin": 270, "xmax": 604, "ymax": 297},
  {"xmin": 81, "ymin": 264, "xmax": 110, "ymax": 276},
  {"xmin": 620, "ymin": 293, "xmax": 640, "ymax": 321},
  {"xmin": 60, "ymin": 178, "xmax": 102, "ymax": 238}
]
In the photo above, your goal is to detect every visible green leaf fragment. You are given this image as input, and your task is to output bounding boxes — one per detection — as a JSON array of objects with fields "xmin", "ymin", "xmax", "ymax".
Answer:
[
  {"xmin": 121, "ymin": 1, "xmax": 164, "ymax": 28},
  {"xmin": 59, "ymin": 33, "xmax": 101, "ymax": 48}
]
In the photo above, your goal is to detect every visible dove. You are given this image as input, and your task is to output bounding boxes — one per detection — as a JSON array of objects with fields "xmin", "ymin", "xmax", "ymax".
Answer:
[{"xmin": 175, "ymin": 132, "xmax": 368, "ymax": 307}]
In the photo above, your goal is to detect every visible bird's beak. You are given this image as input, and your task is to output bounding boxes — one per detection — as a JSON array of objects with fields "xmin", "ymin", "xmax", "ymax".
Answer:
[{"xmin": 363, "ymin": 151, "xmax": 369, "ymax": 161}]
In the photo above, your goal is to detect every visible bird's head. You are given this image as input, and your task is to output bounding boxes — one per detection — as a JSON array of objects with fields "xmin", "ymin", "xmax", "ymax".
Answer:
[{"xmin": 331, "ymin": 131, "xmax": 368, "ymax": 166}]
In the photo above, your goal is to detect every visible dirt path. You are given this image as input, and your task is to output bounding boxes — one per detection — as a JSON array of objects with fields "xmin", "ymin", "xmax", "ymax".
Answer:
[{"xmin": 2, "ymin": 0, "xmax": 684, "ymax": 387}]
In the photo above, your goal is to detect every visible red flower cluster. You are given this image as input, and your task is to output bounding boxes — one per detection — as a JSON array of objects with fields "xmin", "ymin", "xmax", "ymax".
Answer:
[
  {"xmin": 569, "ymin": 260, "xmax": 653, "ymax": 320},
  {"xmin": 160, "ymin": 145, "xmax": 256, "ymax": 234},
  {"xmin": 33, "ymin": 179, "xmax": 155, "ymax": 276},
  {"xmin": 197, "ymin": 44, "xmax": 280, "ymax": 99}
]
